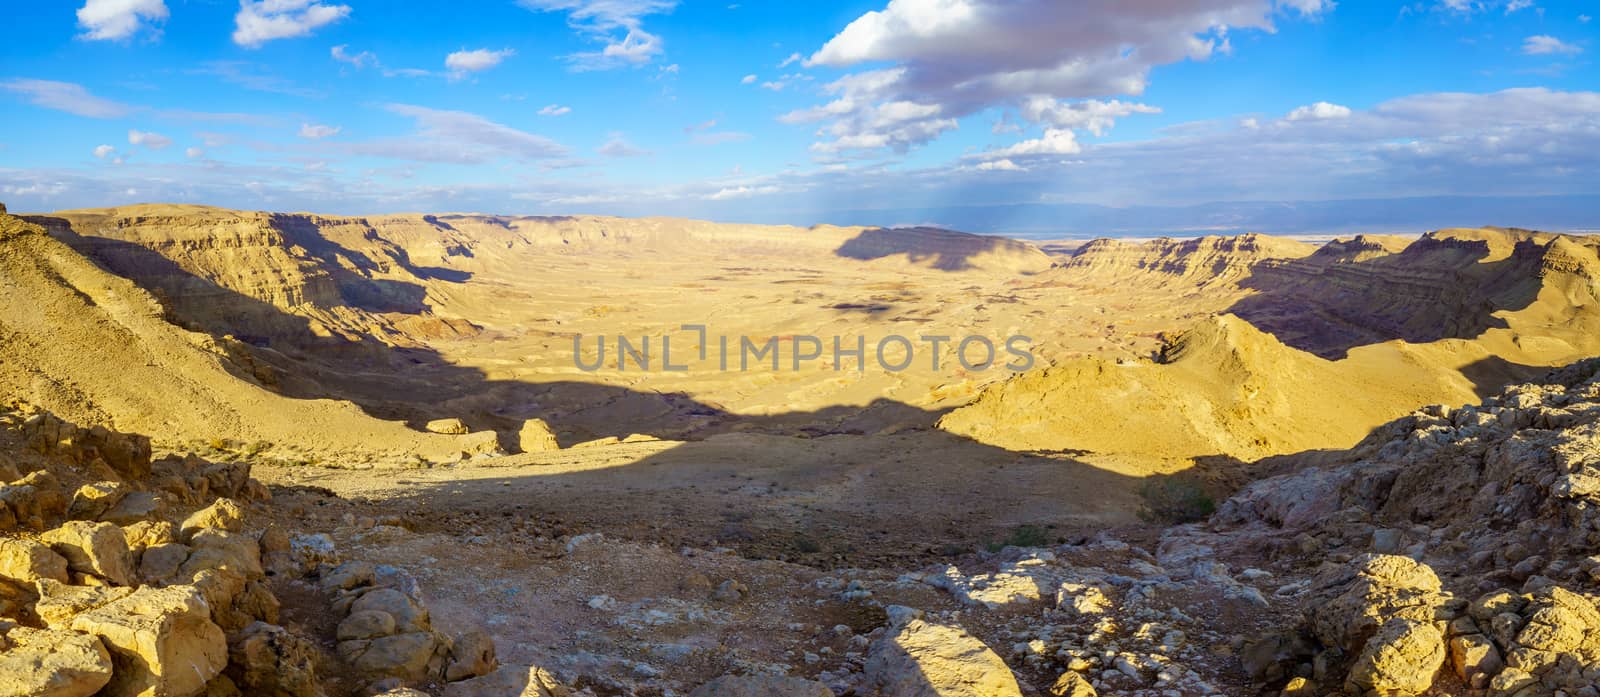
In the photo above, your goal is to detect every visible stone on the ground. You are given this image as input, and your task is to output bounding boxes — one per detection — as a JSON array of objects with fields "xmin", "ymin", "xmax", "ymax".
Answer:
[
  {"xmin": 518, "ymin": 419, "xmax": 560, "ymax": 453},
  {"xmin": 100, "ymin": 492, "xmax": 162, "ymax": 526},
  {"xmin": 1345, "ymin": 617, "xmax": 1446, "ymax": 696},
  {"xmin": 865, "ymin": 610, "xmax": 1024, "ymax": 697},
  {"xmin": 34, "ymin": 579, "xmax": 135, "ymax": 629},
  {"xmin": 0, "ymin": 625, "xmax": 114, "ymax": 697},
  {"xmin": 0, "ymin": 537, "xmax": 70, "ymax": 583},
  {"xmin": 70, "ymin": 585, "xmax": 229, "ymax": 697},
  {"xmin": 180, "ymin": 499, "xmax": 246, "ymax": 541},
  {"xmin": 41, "ymin": 521, "xmax": 136, "ymax": 586},
  {"xmin": 445, "ymin": 628, "xmax": 498, "ymax": 682},
  {"xmin": 442, "ymin": 665, "xmax": 572, "ymax": 697},
  {"xmin": 67, "ymin": 482, "xmax": 129, "ymax": 521},
  {"xmin": 426, "ymin": 418, "xmax": 472, "ymax": 435},
  {"xmin": 225, "ymin": 621, "xmax": 319, "ymax": 697},
  {"xmin": 1048, "ymin": 671, "xmax": 1097, "ymax": 697}
]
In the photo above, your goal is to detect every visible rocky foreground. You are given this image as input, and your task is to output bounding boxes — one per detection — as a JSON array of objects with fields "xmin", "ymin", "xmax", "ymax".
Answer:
[{"xmin": 6, "ymin": 358, "xmax": 1600, "ymax": 696}]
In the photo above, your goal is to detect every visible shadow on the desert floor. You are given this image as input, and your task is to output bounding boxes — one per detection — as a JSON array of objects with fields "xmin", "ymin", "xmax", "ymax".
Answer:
[
  {"xmin": 31, "ymin": 215, "xmax": 961, "ymax": 449},
  {"xmin": 835, "ymin": 227, "xmax": 1032, "ymax": 272},
  {"xmin": 318, "ymin": 428, "xmax": 1177, "ymax": 571},
  {"xmin": 1224, "ymin": 235, "xmax": 1551, "ymax": 360}
]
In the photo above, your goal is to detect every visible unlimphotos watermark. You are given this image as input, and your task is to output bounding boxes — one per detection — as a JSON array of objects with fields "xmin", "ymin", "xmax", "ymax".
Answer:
[{"xmin": 572, "ymin": 325, "xmax": 1034, "ymax": 373}]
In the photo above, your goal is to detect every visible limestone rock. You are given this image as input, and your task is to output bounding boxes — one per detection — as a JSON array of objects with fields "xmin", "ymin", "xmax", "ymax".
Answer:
[
  {"xmin": 338, "ymin": 631, "xmax": 442, "ymax": 683},
  {"xmin": 67, "ymin": 481, "xmax": 129, "ymax": 521},
  {"xmin": 426, "ymin": 418, "xmax": 471, "ymax": 435},
  {"xmin": 1310, "ymin": 554, "xmax": 1448, "ymax": 655},
  {"xmin": 0, "ymin": 537, "xmax": 70, "ymax": 583},
  {"xmin": 0, "ymin": 625, "xmax": 114, "ymax": 697},
  {"xmin": 442, "ymin": 665, "xmax": 571, "ymax": 697},
  {"xmin": 139, "ymin": 544, "xmax": 191, "ymax": 586},
  {"xmin": 225, "ymin": 621, "xmax": 319, "ymax": 697},
  {"xmin": 180, "ymin": 499, "xmax": 246, "ymax": 541},
  {"xmin": 1048, "ymin": 671, "xmax": 1097, "ymax": 697},
  {"xmin": 339, "ymin": 610, "xmax": 398, "ymax": 641},
  {"xmin": 352, "ymin": 588, "xmax": 431, "ymax": 634},
  {"xmin": 42, "ymin": 521, "xmax": 136, "ymax": 586},
  {"xmin": 35, "ymin": 579, "xmax": 135, "ymax": 629},
  {"xmin": 445, "ymin": 628, "xmax": 498, "ymax": 682},
  {"xmin": 518, "ymin": 418, "xmax": 560, "ymax": 453},
  {"xmin": 70, "ymin": 585, "xmax": 229, "ymax": 697},
  {"xmin": 1345, "ymin": 617, "xmax": 1446, "ymax": 696},
  {"xmin": 101, "ymin": 492, "xmax": 163, "ymax": 526},
  {"xmin": 688, "ymin": 675, "xmax": 835, "ymax": 697},
  {"xmin": 865, "ymin": 611, "xmax": 1023, "ymax": 697}
]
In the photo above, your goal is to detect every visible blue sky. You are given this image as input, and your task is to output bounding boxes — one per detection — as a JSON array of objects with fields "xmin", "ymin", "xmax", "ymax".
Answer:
[{"xmin": 1, "ymin": 0, "xmax": 1596, "ymax": 234}]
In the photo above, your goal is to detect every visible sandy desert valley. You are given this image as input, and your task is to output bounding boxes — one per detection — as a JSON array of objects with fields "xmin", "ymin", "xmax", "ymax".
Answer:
[
  {"xmin": 2, "ymin": 199, "xmax": 1600, "ymax": 697},
  {"xmin": 5, "ymin": 1, "xmax": 1600, "ymax": 696}
]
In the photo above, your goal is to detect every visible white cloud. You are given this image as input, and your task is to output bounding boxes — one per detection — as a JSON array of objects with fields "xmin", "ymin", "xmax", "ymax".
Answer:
[
  {"xmin": 233, "ymin": 0, "xmax": 351, "ymax": 48},
  {"xmin": 518, "ymin": 0, "xmax": 677, "ymax": 69},
  {"xmin": 127, "ymin": 129, "xmax": 172, "ymax": 149},
  {"xmin": 707, "ymin": 185, "xmax": 779, "ymax": 200},
  {"xmin": 1285, "ymin": 101, "xmax": 1352, "ymax": 120},
  {"xmin": 538, "ymin": 104, "xmax": 573, "ymax": 116},
  {"xmin": 93, "ymin": 145, "xmax": 116, "ymax": 159},
  {"xmin": 1523, "ymin": 35, "xmax": 1583, "ymax": 56},
  {"xmin": 1021, "ymin": 98, "xmax": 1161, "ymax": 135},
  {"xmin": 446, "ymin": 48, "xmax": 516, "ymax": 77},
  {"xmin": 778, "ymin": 52, "xmax": 802, "ymax": 68},
  {"xmin": 975, "ymin": 158, "xmax": 1024, "ymax": 171},
  {"xmin": 344, "ymin": 104, "xmax": 569, "ymax": 164},
  {"xmin": 984, "ymin": 128, "xmax": 1082, "ymax": 158},
  {"xmin": 597, "ymin": 133, "xmax": 651, "ymax": 157},
  {"xmin": 77, "ymin": 0, "xmax": 169, "ymax": 41},
  {"xmin": 760, "ymin": 81, "xmax": 786, "ymax": 91},
  {"xmin": 0, "ymin": 79, "xmax": 132, "ymax": 119},
  {"xmin": 185, "ymin": 147, "xmax": 205, "ymax": 158},
  {"xmin": 1581, "ymin": 15, "xmax": 1591, "ymax": 23},
  {"xmin": 331, "ymin": 44, "xmax": 377, "ymax": 68},
  {"xmin": 790, "ymin": 0, "xmax": 1330, "ymax": 154},
  {"xmin": 691, "ymin": 131, "xmax": 752, "ymax": 146},
  {"xmin": 299, "ymin": 123, "xmax": 341, "ymax": 139},
  {"xmin": 1505, "ymin": 0, "xmax": 1532, "ymax": 12},
  {"xmin": 741, "ymin": 74, "xmax": 757, "ymax": 85}
]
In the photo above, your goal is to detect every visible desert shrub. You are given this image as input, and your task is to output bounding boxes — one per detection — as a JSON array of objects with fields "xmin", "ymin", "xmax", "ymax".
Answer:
[
  {"xmin": 987, "ymin": 524, "xmax": 1051, "ymax": 552},
  {"xmin": 1139, "ymin": 477, "xmax": 1217, "ymax": 523}
]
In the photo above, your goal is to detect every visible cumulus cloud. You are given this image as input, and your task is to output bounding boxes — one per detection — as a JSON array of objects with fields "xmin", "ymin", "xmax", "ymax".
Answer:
[
  {"xmin": 741, "ymin": 74, "xmax": 757, "ymax": 85},
  {"xmin": 446, "ymin": 48, "xmax": 516, "ymax": 77},
  {"xmin": 778, "ymin": 52, "xmax": 802, "ymax": 68},
  {"xmin": 0, "ymin": 79, "xmax": 133, "ymax": 118},
  {"xmin": 1285, "ymin": 101, "xmax": 1352, "ymax": 120},
  {"xmin": 789, "ymin": 0, "xmax": 1330, "ymax": 154},
  {"xmin": 127, "ymin": 129, "xmax": 172, "ymax": 149},
  {"xmin": 538, "ymin": 104, "xmax": 572, "ymax": 116},
  {"xmin": 233, "ymin": 0, "xmax": 351, "ymax": 48},
  {"xmin": 93, "ymin": 145, "xmax": 117, "ymax": 159},
  {"xmin": 518, "ymin": 0, "xmax": 676, "ymax": 70},
  {"xmin": 344, "ymin": 104, "xmax": 569, "ymax": 164},
  {"xmin": 597, "ymin": 133, "xmax": 651, "ymax": 157},
  {"xmin": 299, "ymin": 123, "xmax": 341, "ymax": 139},
  {"xmin": 1523, "ymin": 35, "xmax": 1583, "ymax": 55},
  {"xmin": 77, "ymin": 0, "xmax": 169, "ymax": 41},
  {"xmin": 707, "ymin": 185, "xmax": 779, "ymax": 200},
  {"xmin": 975, "ymin": 158, "xmax": 1024, "ymax": 171}
]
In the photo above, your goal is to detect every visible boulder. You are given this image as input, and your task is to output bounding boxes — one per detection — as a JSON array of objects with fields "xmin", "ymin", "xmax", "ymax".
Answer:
[
  {"xmin": 338, "ymin": 631, "xmax": 442, "ymax": 683},
  {"xmin": 0, "ymin": 537, "xmax": 70, "ymax": 583},
  {"xmin": 339, "ymin": 610, "xmax": 397, "ymax": 641},
  {"xmin": 35, "ymin": 579, "xmax": 135, "ymax": 629},
  {"xmin": 445, "ymin": 628, "xmax": 498, "ymax": 682},
  {"xmin": 41, "ymin": 521, "xmax": 136, "ymax": 586},
  {"xmin": 124, "ymin": 520, "xmax": 178, "ymax": 551},
  {"xmin": 101, "ymin": 492, "xmax": 163, "ymax": 526},
  {"xmin": 67, "ymin": 482, "xmax": 129, "ymax": 521},
  {"xmin": 865, "ymin": 610, "xmax": 1023, "ymax": 697},
  {"xmin": 518, "ymin": 419, "xmax": 560, "ymax": 453},
  {"xmin": 442, "ymin": 665, "xmax": 571, "ymax": 697},
  {"xmin": 225, "ymin": 622, "xmax": 319, "ymax": 697},
  {"xmin": 688, "ymin": 675, "xmax": 835, "ymax": 697},
  {"xmin": 1048, "ymin": 671, "xmax": 1097, "ymax": 697},
  {"xmin": 0, "ymin": 625, "xmax": 114, "ymax": 697},
  {"xmin": 1310, "ymin": 554, "xmax": 1448, "ymax": 655},
  {"xmin": 139, "ymin": 544, "xmax": 191, "ymax": 586},
  {"xmin": 70, "ymin": 585, "xmax": 229, "ymax": 697},
  {"xmin": 426, "ymin": 418, "xmax": 472, "ymax": 435},
  {"xmin": 180, "ymin": 499, "xmax": 246, "ymax": 541},
  {"xmin": 1345, "ymin": 617, "xmax": 1446, "ymax": 696},
  {"xmin": 352, "ymin": 588, "xmax": 431, "ymax": 634}
]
